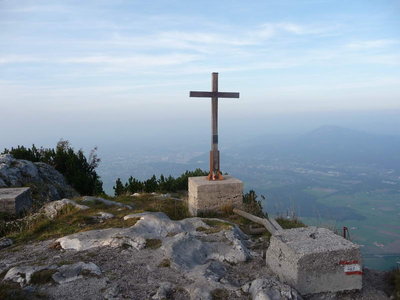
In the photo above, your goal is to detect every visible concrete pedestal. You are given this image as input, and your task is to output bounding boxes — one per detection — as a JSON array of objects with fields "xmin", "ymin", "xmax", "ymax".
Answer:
[
  {"xmin": 266, "ymin": 227, "xmax": 362, "ymax": 295},
  {"xmin": 188, "ymin": 176, "xmax": 243, "ymax": 216},
  {"xmin": 0, "ymin": 187, "xmax": 32, "ymax": 214}
]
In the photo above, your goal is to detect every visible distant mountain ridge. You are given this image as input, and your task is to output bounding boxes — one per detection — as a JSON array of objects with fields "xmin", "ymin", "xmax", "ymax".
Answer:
[{"xmin": 229, "ymin": 125, "xmax": 400, "ymax": 170}]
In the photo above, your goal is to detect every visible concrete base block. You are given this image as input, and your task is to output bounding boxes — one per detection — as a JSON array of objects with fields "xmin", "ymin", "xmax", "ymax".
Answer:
[
  {"xmin": 0, "ymin": 187, "xmax": 32, "ymax": 214},
  {"xmin": 188, "ymin": 176, "xmax": 243, "ymax": 216},
  {"xmin": 266, "ymin": 226, "xmax": 362, "ymax": 295}
]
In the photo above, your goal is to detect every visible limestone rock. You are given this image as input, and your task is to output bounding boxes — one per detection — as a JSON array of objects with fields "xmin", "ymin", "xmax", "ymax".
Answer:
[
  {"xmin": 95, "ymin": 211, "xmax": 115, "ymax": 221},
  {"xmin": 56, "ymin": 227, "xmax": 147, "ymax": 251},
  {"xmin": 4, "ymin": 265, "xmax": 55, "ymax": 286},
  {"xmin": 52, "ymin": 262, "xmax": 101, "ymax": 284},
  {"xmin": 41, "ymin": 198, "xmax": 89, "ymax": 219},
  {"xmin": 103, "ymin": 286, "xmax": 121, "ymax": 299},
  {"xmin": 3, "ymin": 262, "xmax": 101, "ymax": 287},
  {"xmin": 152, "ymin": 282, "xmax": 173, "ymax": 300},
  {"xmin": 56, "ymin": 212, "xmax": 251, "ymax": 298},
  {"xmin": 0, "ymin": 154, "xmax": 78, "ymax": 202},
  {"xmin": 0, "ymin": 237, "xmax": 13, "ymax": 250},
  {"xmin": 82, "ymin": 196, "xmax": 133, "ymax": 209},
  {"xmin": 249, "ymin": 277, "xmax": 303, "ymax": 300}
]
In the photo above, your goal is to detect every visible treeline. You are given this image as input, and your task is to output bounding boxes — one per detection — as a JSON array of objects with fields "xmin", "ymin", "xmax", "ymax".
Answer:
[
  {"xmin": 113, "ymin": 169, "xmax": 208, "ymax": 196},
  {"xmin": 2, "ymin": 140, "xmax": 104, "ymax": 196}
]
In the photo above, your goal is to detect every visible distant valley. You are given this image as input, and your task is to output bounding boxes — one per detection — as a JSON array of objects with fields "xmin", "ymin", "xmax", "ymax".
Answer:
[{"xmin": 97, "ymin": 125, "xmax": 400, "ymax": 270}]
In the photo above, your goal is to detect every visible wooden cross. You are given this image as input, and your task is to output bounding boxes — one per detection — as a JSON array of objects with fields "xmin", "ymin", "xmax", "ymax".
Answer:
[{"xmin": 190, "ymin": 72, "xmax": 240, "ymax": 180}]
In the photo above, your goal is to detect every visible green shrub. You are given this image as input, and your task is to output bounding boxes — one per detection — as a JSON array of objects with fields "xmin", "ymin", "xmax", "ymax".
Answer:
[
  {"xmin": 113, "ymin": 168, "xmax": 208, "ymax": 195},
  {"xmin": 243, "ymin": 190, "xmax": 266, "ymax": 218},
  {"xmin": 3, "ymin": 140, "xmax": 103, "ymax": 196}
]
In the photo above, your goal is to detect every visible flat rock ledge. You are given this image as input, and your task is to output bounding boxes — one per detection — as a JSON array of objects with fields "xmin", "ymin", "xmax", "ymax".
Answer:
[
  {"xmin": 56, "ymin": 212, "xmax": 252, "ymax": 299},
  {"xmin": 3, "ymin": 261, "xmax": 101, "ymax": 286}
]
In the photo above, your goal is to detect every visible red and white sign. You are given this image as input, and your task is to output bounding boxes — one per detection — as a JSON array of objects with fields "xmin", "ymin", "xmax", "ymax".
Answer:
[{"xmin": 339, "ymin": 260, "xmax": 363, "ymax": 275}]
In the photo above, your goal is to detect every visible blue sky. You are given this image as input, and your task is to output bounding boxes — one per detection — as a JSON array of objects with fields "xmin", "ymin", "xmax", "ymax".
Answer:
[{"xmin": 1, "ymin": 0, "xmax": 400, "ymax": 148}]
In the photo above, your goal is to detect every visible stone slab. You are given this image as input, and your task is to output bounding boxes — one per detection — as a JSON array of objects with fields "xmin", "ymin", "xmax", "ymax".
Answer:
[
  {"xmin": 266, "ymin": 226, "xmax": 362, "ymax": 295},
  {"xmin": 0, "ymin": 187, "xmax": 32, "ymax": 214},
  {"xmin": 188, "ymin": 175, "xmax": 243, "ymax": 216}
]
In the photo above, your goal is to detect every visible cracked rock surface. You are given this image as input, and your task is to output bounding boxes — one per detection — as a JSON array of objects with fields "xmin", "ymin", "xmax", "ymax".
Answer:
[{"xmin": 0, "ymin": 212, "xmax": 392, "ymax": 300}]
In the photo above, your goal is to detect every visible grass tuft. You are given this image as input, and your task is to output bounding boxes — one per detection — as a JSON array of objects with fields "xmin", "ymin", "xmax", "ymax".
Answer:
[
  {"xmin": 119, "ymin": 194, "xmax": 190, "ymax": 220},
  {"xmin": 7, "ymin": 207, "xmax": 140, "ymax": 243},
  {"xmin": 145, "ymin": 239, "xmax": 162, "ymax": 249},
  {"xmin": 30, "ymin": 269, "xmax": 56, "ymax": 285},
  {"xmin": 158, "ymin": 259, "xmax": 171, "ymax": 268},
  {"xmin": 275, "ymin": 217, "xmax": 306, "ymax": 229},
  {"xmin": 211, "ymin": 288, "xmax": 230, "ymax": 300}
]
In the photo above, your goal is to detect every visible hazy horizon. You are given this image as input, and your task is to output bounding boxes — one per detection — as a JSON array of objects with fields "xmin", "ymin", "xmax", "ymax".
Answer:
[{"xmin": 1, "ymin": 0, "xmax": 400, "ymax": 151}]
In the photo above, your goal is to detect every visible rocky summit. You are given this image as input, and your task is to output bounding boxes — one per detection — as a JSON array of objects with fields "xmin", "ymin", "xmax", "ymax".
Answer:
[
  {"xmin": 0, "ymin": 154, "xmax": 78, "ymax": 203},
  {"xmin": 0, "ymin": 203, "xmax": 392, "ymax": 300}
]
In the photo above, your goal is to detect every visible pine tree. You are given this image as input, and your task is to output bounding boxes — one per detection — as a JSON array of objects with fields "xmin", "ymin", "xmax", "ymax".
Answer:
[{"xmin": 113, "ymin": 178, "xmax": 125, "ymax": 196}]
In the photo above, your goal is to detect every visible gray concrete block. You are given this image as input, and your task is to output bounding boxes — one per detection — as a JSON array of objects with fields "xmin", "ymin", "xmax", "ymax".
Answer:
[
  {"xmin": 266, "ymin": 226, "xmax": 362, "ymax": 295},
  {"xmin": 188, "ymin": 176, "xmax": 243, "ymax": 216},
  {"xmin": 0, "ymin": 187, "xmax": 32, "ymax": 214}
]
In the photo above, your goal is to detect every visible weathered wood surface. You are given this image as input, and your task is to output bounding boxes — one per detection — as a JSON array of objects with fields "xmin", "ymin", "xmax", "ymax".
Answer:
[
  {"xmin": 189, "ymin": 91, "xmax": 240, "ymax": 98},
  {"xmin": 233, "ymin": 208, "xmax": 282, "ymax": 235},
  {"xmin": 269, "ymin": 217, "xmax": 283, "ymax": 231},
  {"xmin": 189, "ymin": 72, "xmax": 240, "ymax": 180}
]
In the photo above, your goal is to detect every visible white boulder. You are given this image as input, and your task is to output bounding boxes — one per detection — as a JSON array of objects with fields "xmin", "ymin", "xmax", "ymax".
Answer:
[{"xmin": 41, "ymin": 198, "xmax": 89, "ymax": 219}]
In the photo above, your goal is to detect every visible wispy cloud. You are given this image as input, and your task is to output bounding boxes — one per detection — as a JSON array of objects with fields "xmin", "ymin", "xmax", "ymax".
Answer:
[
  {"xmin": 2, "ymin": 4, "xmax": 70, "ymax": 13},
  {"xmin": 62, "ymin": 54, "xmax": 200, "ymax": 67},
  {"xmin": 0, "ymin": 55, "xmax": 43, "ymax": 64},
  {"xmin": 346, "ymin": 39, "xmax": 399, "ymax": 50}
]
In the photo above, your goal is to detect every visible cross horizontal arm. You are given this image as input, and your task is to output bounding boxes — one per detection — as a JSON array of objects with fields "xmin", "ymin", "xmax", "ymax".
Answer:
[{"xmin": 190, "ymin": 91, "xmax": 240, "ymax": 98}]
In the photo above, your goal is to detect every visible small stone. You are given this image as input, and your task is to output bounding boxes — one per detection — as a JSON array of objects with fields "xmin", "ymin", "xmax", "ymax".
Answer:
[
  {"xmin": 103, "ymin": 286, "xmax": 120, "ymax": 299},
  {"xmin": 95, "ymin": 212, "xmax": 115, "ymax": 220},
  {"xmin": 0, "ymin": 237, "xmax": 13, "ymax": 250},
  {"xmin": 249, "ymin": 277, "xmax": 303, "ymax": 300},
  {"xmin": 152, "ymin": 282, "xmax": 173, "ymax": 300},
  {"xmin": 241, "ymin": 283, "xmax": 251, "ymax": 293}
]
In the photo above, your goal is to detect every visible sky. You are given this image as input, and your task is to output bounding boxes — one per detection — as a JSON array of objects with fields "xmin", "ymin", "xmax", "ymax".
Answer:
[{"xmin": 1, "ymin": 0, "xmax": 400, "ymax": 150}]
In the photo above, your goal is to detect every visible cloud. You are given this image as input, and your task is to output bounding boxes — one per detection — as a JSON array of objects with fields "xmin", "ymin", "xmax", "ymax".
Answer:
[
  {"xmin": 62, "ymin": 54, "xmax": 200, "ymax": 67},
  {"xmin": 346, "ymin": 39, "xmax": 399, "ymax": 50},
  {"xmin": 1, "ymin": 4, "xmax": 69, "ymax": 13},
  {"xmin": 0, "ymin": 55, "xmax": 43, "ymax": 64}
]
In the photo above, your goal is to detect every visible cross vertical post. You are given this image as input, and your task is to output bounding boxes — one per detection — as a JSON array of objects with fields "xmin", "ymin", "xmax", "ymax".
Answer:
[
  {"xmin": 211, "ymin": 72, "xmax": 221, "ymax": 180},
  {"xmin": 189, "ymin": 72, "xmax": 240, "ymax": 180}
]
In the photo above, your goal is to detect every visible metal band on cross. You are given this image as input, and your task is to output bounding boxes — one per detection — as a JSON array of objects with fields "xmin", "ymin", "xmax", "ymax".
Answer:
[{"xmin": 189, "ymin": 72, "xmax": 240, "ymax": 180}]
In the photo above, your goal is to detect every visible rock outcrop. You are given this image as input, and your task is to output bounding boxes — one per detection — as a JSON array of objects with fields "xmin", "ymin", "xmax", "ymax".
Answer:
[
  {"xmin": 0, "ymin": 210, "xmax": 392, "ymax": 299},
  {"xmin": 41, "ymin": 199, "xmax": 89, "ymax": 219},
  {"xmin": 0, "ymin": 154, "xmax": 78, "ymax": 202}
]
